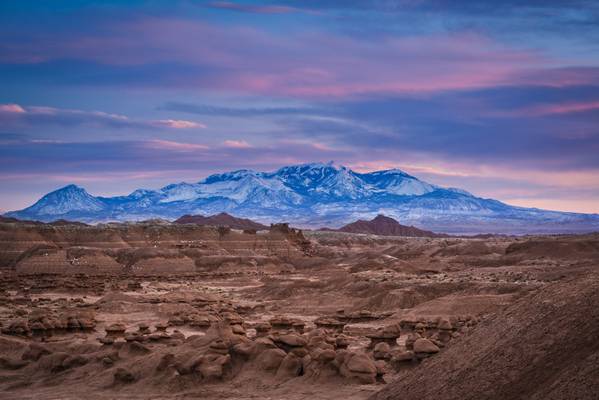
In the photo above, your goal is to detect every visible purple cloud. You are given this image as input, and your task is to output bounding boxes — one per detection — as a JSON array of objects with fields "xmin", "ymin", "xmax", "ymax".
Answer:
[{"xmin": 0, "ymin": 17, "xmax": 548, "ymax": 97}]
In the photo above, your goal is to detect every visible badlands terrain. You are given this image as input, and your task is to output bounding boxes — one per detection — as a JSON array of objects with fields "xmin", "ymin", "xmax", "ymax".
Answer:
[{"xmin": 0, "ymin": 217, "xmax": 598, "ymax": 399}]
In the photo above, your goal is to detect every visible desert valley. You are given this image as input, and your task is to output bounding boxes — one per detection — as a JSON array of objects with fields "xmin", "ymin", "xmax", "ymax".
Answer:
[{"xmin": 1, "ymin": 211, "xmax": 598, "ymax": 399}]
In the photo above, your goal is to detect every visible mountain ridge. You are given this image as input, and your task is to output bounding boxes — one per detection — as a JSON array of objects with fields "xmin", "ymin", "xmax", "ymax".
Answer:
[
  {"xmin": 174, "ymin": 212, "xmax": 269, "ymax": 230},
  {"xmin": 322, "ymin": 214, "xmax": 446, "ymax": 238},
  {"xmin": 5, "ymin": 162, "xmax": 599, "ymax": 235}
]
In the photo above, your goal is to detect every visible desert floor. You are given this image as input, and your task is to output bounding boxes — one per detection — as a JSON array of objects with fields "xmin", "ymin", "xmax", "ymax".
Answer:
[{"xmin": 1, "ymin": 221, "xmax": 598, "ymax": 399}]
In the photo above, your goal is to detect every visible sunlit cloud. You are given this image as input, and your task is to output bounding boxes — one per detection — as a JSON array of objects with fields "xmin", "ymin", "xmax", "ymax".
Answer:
[
  {"xmin": 0, "ymin": 103, "xmax": 205, "ymax": 131},
  {"xmin": 223, "ymin": 139, "xmax": 252, "ymax": 148},
  {"xmin": 348, "ymin": 161, "xmax": 474, "ymax": 178},
  {"xmin": 144, "ymin": 139, "xmax": 210, "ymax": 152},
  {"xmin": 151, "ymin": 119, "xmax": 206, "ymax": 129},
  {"xmin": 0, "ymin": 103, "xmax": 25, "ymax": 113}
]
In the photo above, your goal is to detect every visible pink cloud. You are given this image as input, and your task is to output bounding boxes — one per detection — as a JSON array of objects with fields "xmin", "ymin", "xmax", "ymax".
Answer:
[
  {"xmin": 152, "ymin": 119, "xmax": 206, "ymax": 129},
  {"xmin": 145, "ymin": 139, "xmax": 210, "ymax": 152},
  {"xmin": 348, "ymin": 160, "xmax": 474, "ymax": 178},
  {"xmin": 488, "ymin": 99, "xmax": 599, "ymax": 118},
  {"xmin": 501, "ymin": 198, "xmax": 599, "ymax": 214},
  {"xmin": 223, "ymin": 139, "xmax": 252, "ymax": 148},
  {"xmin": 0, "ymin": 103, "xmax": 25, "ymax": 113},
  {"xmin": 525, "ymin": 101, "xmax": 599, "ymax": 116}
]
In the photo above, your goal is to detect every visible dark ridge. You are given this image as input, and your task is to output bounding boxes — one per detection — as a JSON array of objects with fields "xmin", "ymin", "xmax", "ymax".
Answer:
[
  {"xmin": 322, "ymin": 214, "xmax": 446, "ymax": 238},
  {"xmin": 0, "ymin": 215, "xmax": 87, "ymax": 226},
  {"xmin": 174, "ymin": 212, "xmax": 268, "ymax": 230}
]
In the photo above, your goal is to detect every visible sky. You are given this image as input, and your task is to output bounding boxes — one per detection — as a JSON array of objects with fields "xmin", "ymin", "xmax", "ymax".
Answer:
[{"xmin": 1, "ymin": 0, "xmax": 599, "ymax": 213}]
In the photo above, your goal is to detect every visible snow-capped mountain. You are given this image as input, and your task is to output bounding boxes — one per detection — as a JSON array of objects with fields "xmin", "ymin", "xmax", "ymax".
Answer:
[
  {"xmin": 5, "ymin": 162, "xmax": 599, "ymax": 234},
  {"xmin": 16, "ymin": 184, "xmax": 106, "ymax": 216}
]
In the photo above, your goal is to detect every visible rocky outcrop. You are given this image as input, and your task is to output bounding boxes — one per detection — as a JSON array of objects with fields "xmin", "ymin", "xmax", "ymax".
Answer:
[
  {"xmin": 174, "ymin": 213, "xmax": 268, "ymax": 230},
  {"xmin": 0, "ymin": 220, "xmax": 310, "ymax": 275},
  {"xmin": 324, "ymin": 215, "xmax": 445, "ymax": 238}
]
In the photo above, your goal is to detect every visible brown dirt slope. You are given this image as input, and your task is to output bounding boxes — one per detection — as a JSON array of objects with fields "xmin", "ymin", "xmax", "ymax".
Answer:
[
  {"xmin": 329, "ymin": 215, "xmax": 444, "ymax": 238},
  {"xmin": 174, "ymin": 212, "xmax": 268, "ymax": 230},
  {"xmin": 371, "ymin": 268, "xmax": 599, "ymax": 400}
]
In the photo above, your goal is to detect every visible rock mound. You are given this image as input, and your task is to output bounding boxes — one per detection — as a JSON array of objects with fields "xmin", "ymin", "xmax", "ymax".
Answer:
[
  {"xmin": 174, "ymin": 212, "xmax": 268, "ymax": 230},
  {"xmin": 326, "ymin": 215, "xmax": 444, "ymax": 238}
]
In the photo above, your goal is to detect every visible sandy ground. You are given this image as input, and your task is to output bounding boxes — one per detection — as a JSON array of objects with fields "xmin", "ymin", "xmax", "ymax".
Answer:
[{"xmin": 0, "ymin": 221, "xmax": 598, "ymax": 399}]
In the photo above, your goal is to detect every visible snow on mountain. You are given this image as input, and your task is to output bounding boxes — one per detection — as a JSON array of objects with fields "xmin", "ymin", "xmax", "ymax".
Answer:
[
  {"xmin": 5, "ymin": 163, "xmax": 599, "ymax": 234},
  {"xmin": 357, "ymin": 169, "xmax": 437, "ymax": 196},
  {"xmin": 16, "ymin": 184, "xmax": 105, "ymax": 217},
  {"xmin": 196, "ymin": 172, "xmax": 302, "ymax": 205},
  {"xmin": 159, "ymin": 182, "xmax": 201, "ymax": 203}
]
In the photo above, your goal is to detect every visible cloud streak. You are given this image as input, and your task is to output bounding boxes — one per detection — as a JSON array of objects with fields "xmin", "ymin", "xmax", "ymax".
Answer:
[
  {"xmin": 151, "ymin": 119, "xmax": 206, "ymax": 129},
  {"xmin": 207, "ymin": 1, "xmax": 302, "ymax": 14},
  {"xmin": 223, "ymin": 139, "xmax": 253, "ymax": 148},
  {"xmin": 0, "ymin": 103, "xmax": 205, "ymax": 131}
]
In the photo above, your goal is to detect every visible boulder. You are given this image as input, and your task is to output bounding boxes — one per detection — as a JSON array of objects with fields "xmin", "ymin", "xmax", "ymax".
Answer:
[
  {"xmin": 413, "ymin": 338, "xmax": 440, "ymax": 354},
  {"xmin": 22, "ymin": 343, "xmax": 51, "ymax": 361},
  {"xmin": 105, "ymin": 323, "xmax": 126, "ymax": 336},
  {"xmin": 257, "ymin": 348, "xmax": 286, "ymax": 370},
  {"xmin": 373, "ymin": 342, "xmax": 391, "ymax": 360},
  {"xmin": 254, "ymin": 322, "xmax": 271, "ymax": 337},
  {"xmin": 276, "ymin": 353, "xmax": 303, "ymax": 379},
  {"xmin": 335, "ymin": 334, "xmax": 351, "ymax": 349},
  {"xmin": 232, "ymin": 341, "xmax": 256, "ymax": 358},
  {"xmin": 274, "ymin": 333, "xmax": 307, "ymax": 348},
  {"xmin": 156, "ymin": 353, "xmax": 175, "ymax": 372},
  {"xmin": 437, "ymin": 318, "xmax": 452, "ymax": 331},
  {"xmin": 209, "ymin": 339, "xmax": 230, "ymax": 355},
  {"xmin": 339, "ymin": 352, "xmax": 377, "ymax": 384},
  {"xmin": 197, "ymin": 354, "xmax": 230, "ymax": 379},
  {"xmin": 0, "ymin": 357, "xmax": 28, "ymax": 370},
  {"xmin": 392, "ymin": 350, "xmax": 415, "ymax": 363},
  {"xmin": 114, "ymin": 367, "xmax": 136, "ymax": 384}
]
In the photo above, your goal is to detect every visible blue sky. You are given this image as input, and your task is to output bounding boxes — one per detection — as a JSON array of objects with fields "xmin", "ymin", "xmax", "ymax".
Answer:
[{"xmin": 1, "ymin": 0, "xmax": 599, "ymax": 213}]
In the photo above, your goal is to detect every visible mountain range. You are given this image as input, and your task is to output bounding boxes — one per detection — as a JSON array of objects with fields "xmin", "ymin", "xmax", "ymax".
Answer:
[{"xmin": 5, "ymin": 162, "xmax": 599, "ymax": 234}]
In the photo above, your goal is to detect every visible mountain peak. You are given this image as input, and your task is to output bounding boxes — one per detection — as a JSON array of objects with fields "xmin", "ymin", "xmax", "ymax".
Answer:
[
  {"xmin": 57, "ymin": 184, "xmax": 86, "ymax": 193},
  {"xmin": 369, "ymin": 168, "xmax": 414, "ymax": 178},
  {"xmin": 273, "ymin": 161, "xmax": 339, "ymax": 174},
  {"xmin": 10, "ymin": 183, "xmax": 105, "ymax": 218},
  {"xmin": 372, "ymin": 214, "xmax": 397, "ymax": 223},
  {"xmin": 201, "ymin": 169, "xmax": 256, "ymax": 184}
]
